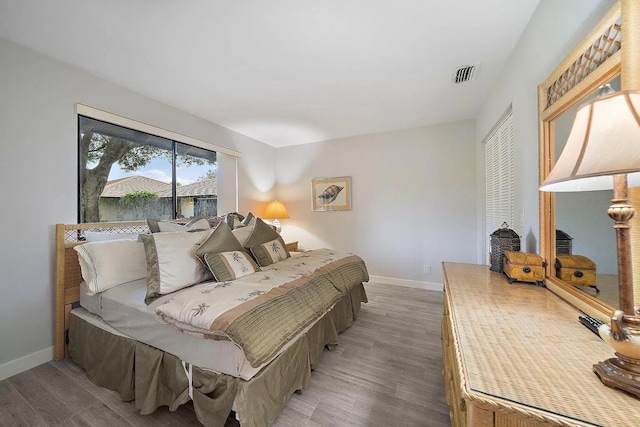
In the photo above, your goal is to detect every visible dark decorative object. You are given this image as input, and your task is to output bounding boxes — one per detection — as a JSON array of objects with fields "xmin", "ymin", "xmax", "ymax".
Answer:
[
  {"xmin": 555, "ymin": 229, "xmax": 573, "ymax": 254},
  {"xmin": 489, "ymin": 222, "xmax": 520, "ymax": 273}
]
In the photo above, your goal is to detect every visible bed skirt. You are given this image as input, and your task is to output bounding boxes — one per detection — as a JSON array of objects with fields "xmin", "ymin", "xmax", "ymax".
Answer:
[{"xmin": 69, "ymin": 283, "xmax": 368, "ymax": 427}]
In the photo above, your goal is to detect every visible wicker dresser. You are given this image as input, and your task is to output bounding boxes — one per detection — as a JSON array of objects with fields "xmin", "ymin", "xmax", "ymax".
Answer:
[{"xmin": 441, "ymin": 262, "xmax": 639, "ymax": 427}]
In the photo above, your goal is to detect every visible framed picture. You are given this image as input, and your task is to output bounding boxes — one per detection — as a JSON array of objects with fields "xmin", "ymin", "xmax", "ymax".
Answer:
[{"xmin": 312, "ymin": 176, "xmax": 352, "ymax": 211}]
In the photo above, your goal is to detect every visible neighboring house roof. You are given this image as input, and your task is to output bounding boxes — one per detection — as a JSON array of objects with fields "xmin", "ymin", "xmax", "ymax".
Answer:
[
  {"xmin": 171, "ymin": 179, "xmax": 217, "ymax": 198},
  {"xmin": 101, "ymin": 175, "xmax": 170, "ymax": 197},
  {"xmin": 101, "ymin": 175, "xmax": 216, "ymax": 197}
]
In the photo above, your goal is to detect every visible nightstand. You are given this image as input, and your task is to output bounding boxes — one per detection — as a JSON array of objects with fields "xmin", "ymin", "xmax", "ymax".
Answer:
[{"xmin": 285, "ymin": 241, "xmax": 298, "ymax": 252}]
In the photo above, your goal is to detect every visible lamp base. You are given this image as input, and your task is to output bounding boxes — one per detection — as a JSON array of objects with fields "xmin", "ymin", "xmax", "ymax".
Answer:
[
  {"xmin": 593, "ymin": 353, "xmax": 640, "ymax": 398},
  {"xmin": 272, "ymin": 219, "xmax": 281, "ymax": 233}
]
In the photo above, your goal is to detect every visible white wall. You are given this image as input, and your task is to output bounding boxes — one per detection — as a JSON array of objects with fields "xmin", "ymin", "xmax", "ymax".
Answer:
[
  {"xmin": 474, "ymin": 0, "xmax": 617, "ymax": 261},
  {"xmin": 0, "ymin": 37, "xmax": 276, "ymax": 380},
  {"xmin": 276, "ymin": 121, "xmax": 477, "ymax": 286}
]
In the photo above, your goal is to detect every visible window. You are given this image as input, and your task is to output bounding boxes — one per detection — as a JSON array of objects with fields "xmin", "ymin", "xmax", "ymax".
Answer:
[
  {"xmin": 78, "ymin": 116, "xmax": 217, "ymax": 223},
  {"xmin": 484, "ymin": 111, "xmax": 514, "ymax": 255}
]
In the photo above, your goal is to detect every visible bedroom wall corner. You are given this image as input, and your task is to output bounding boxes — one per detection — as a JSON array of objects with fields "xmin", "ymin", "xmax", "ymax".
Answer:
[{"xmin": 275, "ymin": 120, "xmax": 478, "ymax": 286}]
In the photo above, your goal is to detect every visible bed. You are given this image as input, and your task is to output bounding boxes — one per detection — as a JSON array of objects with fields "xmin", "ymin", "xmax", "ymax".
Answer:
[{"xmin": 54, "ymin": 219, "xmax": 369, "ymax": 427}]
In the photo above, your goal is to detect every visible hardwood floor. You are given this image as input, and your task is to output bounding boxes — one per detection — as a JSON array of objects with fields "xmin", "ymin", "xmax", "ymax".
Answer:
[{"xmin": 0, "ymin": 282, "xmax": 450, "ymax": 426}]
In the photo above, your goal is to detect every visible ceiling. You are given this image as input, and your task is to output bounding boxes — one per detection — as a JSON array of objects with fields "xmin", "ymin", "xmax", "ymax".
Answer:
[{"xmin": 0, "ymin": 0, "xmax": 539, "ymax": 147}]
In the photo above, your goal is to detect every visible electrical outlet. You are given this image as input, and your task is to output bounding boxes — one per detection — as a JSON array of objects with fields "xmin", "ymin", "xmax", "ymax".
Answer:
[{"xmin": 424, "ymin": 265, "xmax": 431, "ymax": 275}]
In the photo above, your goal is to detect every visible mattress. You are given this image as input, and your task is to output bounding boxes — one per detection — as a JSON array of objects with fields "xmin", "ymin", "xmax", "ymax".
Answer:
[
  {"xmin": 79, "ymin": 279, "xmax": 269, "ymax": 380},
  {"xmin": 77, "ymin": 268, "xmax": 328, "ymax": 380}
]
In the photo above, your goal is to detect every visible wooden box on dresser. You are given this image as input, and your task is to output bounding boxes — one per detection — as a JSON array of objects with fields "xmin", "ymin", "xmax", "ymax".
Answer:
[{"xmin": 441, "ymin": 262, "xmax": 639, "ymax": 427}]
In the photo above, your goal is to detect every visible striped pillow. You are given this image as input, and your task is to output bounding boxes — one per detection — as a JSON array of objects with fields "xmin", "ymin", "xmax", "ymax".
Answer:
[
  {"xmin": 204, "ymin": 251, "xmax": 260, "ymax": 281},
  {"xmin": 250, "ymin": 237, "xmax": 290, "ymax": 267}
]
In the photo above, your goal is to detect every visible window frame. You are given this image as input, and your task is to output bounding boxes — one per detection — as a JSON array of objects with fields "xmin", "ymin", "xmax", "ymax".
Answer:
[{"xmin": 76, "ymin": 104, "xmax": 239, "ymax": 223}]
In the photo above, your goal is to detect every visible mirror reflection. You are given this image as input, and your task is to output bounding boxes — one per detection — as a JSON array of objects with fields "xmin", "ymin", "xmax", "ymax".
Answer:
[{"xmin": 553, "ymin": 75, "xmax": 621, "ymax": 308}]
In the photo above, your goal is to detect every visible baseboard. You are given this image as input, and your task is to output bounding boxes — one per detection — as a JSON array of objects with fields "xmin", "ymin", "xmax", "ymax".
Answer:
[
  {"xmin": 369, "ymin": 275, "xmax": 443, "ymax": 292},
  {"xmin": 0, "ymin": 346, "xmax": 53, "ymax": 381}
]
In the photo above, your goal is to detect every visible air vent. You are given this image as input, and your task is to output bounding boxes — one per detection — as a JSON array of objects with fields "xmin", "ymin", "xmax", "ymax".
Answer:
[{"xmin": 452, "ymin": 63, "xmax": 479, "ymax": 84}]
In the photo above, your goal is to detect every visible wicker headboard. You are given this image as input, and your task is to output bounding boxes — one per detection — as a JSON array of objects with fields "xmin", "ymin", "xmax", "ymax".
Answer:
[{"xmin": 54, "ymin": 221, "xmax": 150, "ymax": 360}]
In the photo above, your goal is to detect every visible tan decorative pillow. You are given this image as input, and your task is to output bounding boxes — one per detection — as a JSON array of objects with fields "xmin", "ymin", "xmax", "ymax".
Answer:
[
  {"xmin": 232, "ymin": 216, "xmax": 257, "ymax": 246},
  {"xmin": 146, "ymin": 218, "xmax": 163, "ymax": 233},
  {"xmin": 147, "ymin": 217, "xmax": 210, "ymax": 233},
  {"xmin": 241, "ymin": 212, "xmax": 255, "ymax": 226},
  {"xmin": 206, "ymin": 216, "xmax": 225, "ymax": 229},
  {"xmin": 195, "ymin": 222, "xmax": 245, "ymax": 263},
  {"xmin": 250, "ymin": 237, "xmax": 291, "ymax": 267},
  {"xmin": 224, "ymin": 212, "xmax": 245, "ymax": 229},
  {"xmin": 204, "ymin": 251, "xmax": 260, "ymax": 281},
  {"xmin": 243, "ymin": 218, "xmax": 281, "ymax": 249}
]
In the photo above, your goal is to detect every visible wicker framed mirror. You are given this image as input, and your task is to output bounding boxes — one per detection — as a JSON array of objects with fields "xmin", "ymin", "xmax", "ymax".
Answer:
[{"xmin": 538, "ymin": 1, "xmax": 622, "ymax": 319}]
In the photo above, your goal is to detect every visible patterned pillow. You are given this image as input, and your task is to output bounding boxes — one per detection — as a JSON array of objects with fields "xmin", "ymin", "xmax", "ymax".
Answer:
[
  {"xmin": 204, "ymin": 251, "xmax": 260, "ymax": 281},
  {"xmin": 250, "ymin": 237, "xmax": 291, "ymax": 267}
]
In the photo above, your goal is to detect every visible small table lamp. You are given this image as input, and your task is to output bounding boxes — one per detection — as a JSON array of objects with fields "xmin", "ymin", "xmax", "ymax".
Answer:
[
  {"xmin": 540, "ymin": 86, "xmax": 640, "ymax": 398},
  {"xmin": 264, "ymin": 200, "xmax": 289, "ymax": 233}
]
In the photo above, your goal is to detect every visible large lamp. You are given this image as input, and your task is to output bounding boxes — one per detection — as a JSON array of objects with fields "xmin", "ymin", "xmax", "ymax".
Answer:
[
  {"xmin": 540, "ymin": 87, "xmax": 640, "ymax": 398},
  {"xmin": 263, "ymin": 200, "xmax": 289, "ymax": 233}
]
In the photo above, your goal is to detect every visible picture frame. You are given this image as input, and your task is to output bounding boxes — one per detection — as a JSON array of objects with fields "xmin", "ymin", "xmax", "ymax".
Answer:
[{"xmin": 312, "ymin": 176, "xmax": 352, "ymax": 211}]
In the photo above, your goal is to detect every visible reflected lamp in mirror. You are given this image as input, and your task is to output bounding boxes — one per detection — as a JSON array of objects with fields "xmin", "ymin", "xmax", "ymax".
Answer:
[
  {"xmin": 264, "ymin": 200, "xmax": 289, "ymax": 233},
  {"xmin": 540, "ymin": 87, "xmax": 640, "ymax": 398},
  {"xmin": 540, "ymin": 87, "xmax": 640, "ymax": 192}
]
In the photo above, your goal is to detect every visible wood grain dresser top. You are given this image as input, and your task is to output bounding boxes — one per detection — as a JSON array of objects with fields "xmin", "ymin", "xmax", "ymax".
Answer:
[{"xmin": 443, "ymin": 262, "xmax": 639, "ymax": 427}]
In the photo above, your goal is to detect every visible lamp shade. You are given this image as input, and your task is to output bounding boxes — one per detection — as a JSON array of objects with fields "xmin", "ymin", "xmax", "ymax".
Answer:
[
  {"xmin": 540, "ymin": 90, "xmax": 640, "ymax": 192},
  {"xmin": 263, "ymin": 200, "xmax": 289, "ymax": 219}
]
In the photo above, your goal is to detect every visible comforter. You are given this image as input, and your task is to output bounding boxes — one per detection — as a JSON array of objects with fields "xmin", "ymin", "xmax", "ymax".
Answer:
[{"xmin": 156, "ymin": 249, "xmax": 369, "ymax": 367}]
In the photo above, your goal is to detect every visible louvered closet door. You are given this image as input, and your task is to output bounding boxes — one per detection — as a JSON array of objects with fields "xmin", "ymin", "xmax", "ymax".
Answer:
[{"xmin": 484, "ymin": 112, "xmax": 514, "ymax": 259}]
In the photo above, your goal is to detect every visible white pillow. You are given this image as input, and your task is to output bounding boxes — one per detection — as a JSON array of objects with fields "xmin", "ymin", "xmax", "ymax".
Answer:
[
  {"xmin": 157, "ymin": 218, "xmax": 210, "ymax": 232},
  {"xmin": 74, "ymin": 240, "xmax": 147, "ymax": 295},
  {"xmin": 140, "ymin": 230, "xmax": 213, "ymax": 304},
  {"xmin": 84, "ymin": 231, "xmax": 139, "ymax": 242}
]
